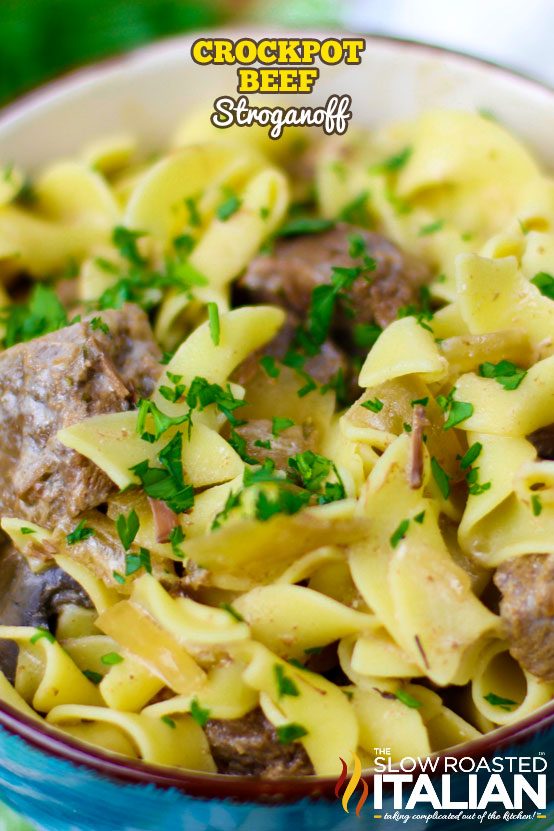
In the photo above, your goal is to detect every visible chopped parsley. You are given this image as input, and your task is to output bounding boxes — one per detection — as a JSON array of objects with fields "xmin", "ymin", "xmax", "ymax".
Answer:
[
  {"xmin": 479, "ymin": 360, "xmax": 527, "ymax": 391},
  {"xmin": 112, "ymin": 571, "xmax": 126, "ymax": 585},
  {"xmin": 531, "ymin": 494, "xmax": 543, "ymax": 516},
  {"xmin": 288, "ymin": 450, "xmax": 345, "ymax": 503},
  {"xmin": 362, "ymin": 398, "xmax": 384, "ymax": 413},
  {"xmin": 466, "ymin": 468, "xmax": 491, "ymax": 496},
  {"xmin": 277, "ymin": 217, "xmax": 335, "ymax": 237},
  {"xmin": 216, "ymin": 188, "xmax": 241, "ymax": 221},
  {"xmin": 353, "ymin": 322, "xmax": 382, "ymax": 349},
  {"xmin": 30, "ymin": 628, "xmax": 55, "ymax": 645},
  {"xmin": 260, "ymin": 355, "xmax": 280, "ymax": 378},
  {"xmin": 254, "ymin": 439, "xmax": 272, "ymax": 450},
  {"xmin": 173, "ymin": 234, "xmax": 195, "ymax": 256},
  {"xmin": 169, "ymin": 525, "xmax": 185, "ymax": 558},
  {"xmin": 338, "ymin": 191, "xmax": 371, "ymax": 226},
  {"xmin": 20, "ymin": 527, "xmax": 35, "ymax": 535},
  {"xmin": 125, "ymin": 547, "xmax": 152, "ymax": 576},
  {"xmin": 136, "ymin": 399, "xmax": 190, "ymax": 443},
  {"xmin": 101, "ymin": 652, "xmax": 124, "ymax": 666},
  {"xmin": 158, "ymin": 372, "xmax": 186, "ymax": 404},
  {"xmin": 418, "ymin": 219, "xmax": 444, "ymax": 236},
  {"xmin": 371, "ymin": 146, "xmax": 412, "ymax": 174},
  {"xmin": 531, "ymin": 271, "xmax": 554, "ymax": 300},
  {"xmin": 113, "ymin": 225, "xmax": 146, "ymax": 266},
  {"xmin": 414, "ymin": 511, "xmax": 426, "ymax": 524},
  {"xmin": 207, "ymin": 302, "xmax": 220, "ymax": 345},
  {"xmin": 116, "ymin": 509, "xmax": 140, "ymax": 551},
  {"xmin": 130, "ymin": 432, "xmax": 195, "ymax": 514},
  {"xmin": 274, "ymin": 664, "xmax": 300, "ymax": 698},
  {"xmin": 161, "ymin": 715, "xmax": 176, "ymax": 729},
  {"xmin": 243, "ymin": 458, "xmax": 281, "ymax": 487},
  {"xmin": 1, "ymin": 284, "xmax": 68, "ymax": 348},
  {"xmin": 395, "ymin": 689, "xmax": 422, "ymax": 709},
  {"xmin": 272, "ymin": 417, "xmax": 295, "ymax": 436},
  {"xmin": 255, "ymin": 488, "xmax": 311, "ymax": 521},
  {"xmin": 484, "ymin": 692, "xmax": 517, "ymax": 711},
  {"xmin": 220, "ymin": 602, "xmax": 244, "ymax": 622},
  {"xmin": 185, "ymin": 376, "xmax": 246, "ymax": 427},
  {"xmin": 83, "ymin": 669, "xmax": 103, "ymax": 685},
  {"xmin": 276, "ymin": 723, "xmax": 308, "ymax": 744},
  {"xmin": 443, "ymin": 400, "xmax": 474, "ymax": 430},
  {"xmin": 66, "ymin": 520, "xmax": 95, "ymax": 545},
  {"xmin": 90, "ymin": 316, "xmax": 110, "ymax": 335},
  {"xmin": 390, "ymin": 519, "xmax": 410, "ymax": 548},
  {"xmin": 97, "ymin": 226, "xmax": 208, "ymax": 314},
  {"xmin": 211, "ymin": 489, "xmax": 242, "ymax": 530},
  {"xmin": 190, "ymin": 697, "xmax": 211, "ymax": 727},
  {"xmin": 460, "ymin": 442, "xmax": 482, "ymax": 470},
  {"xmin": 184, "ymin": 196, "xmax": 201, "ymax": 227},
  {"xmin": 431, "ymin": 457, "xmax": 451, "ymax": 500},
  {"xmin": 228, "ymin": 428, "xmax": 258, "ymax": 465},
  {"xmin": 411, "ymin": 397, "xmax": 429, "ymax": 407},
  {"xmin": 397, "ymin": 286, "xmax": 434, "ymax": 332}
]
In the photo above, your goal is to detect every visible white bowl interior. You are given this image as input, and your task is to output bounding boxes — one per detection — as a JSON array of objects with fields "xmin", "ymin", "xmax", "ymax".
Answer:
[{"xmin": 0, "ymin": 29, "xmax": 553, "ymax": 170}]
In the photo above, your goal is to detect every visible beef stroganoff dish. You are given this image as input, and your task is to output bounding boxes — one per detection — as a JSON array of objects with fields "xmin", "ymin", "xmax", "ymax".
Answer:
[{"xmin": 0, "ymin": 109, "xmax": 554, "ymax": 778}]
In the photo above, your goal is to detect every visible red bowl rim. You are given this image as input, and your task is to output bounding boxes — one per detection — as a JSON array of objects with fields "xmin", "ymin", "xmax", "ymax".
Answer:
[{"xmin": 1, "ymin": 28, "xmax": 554, "ymax": 805}]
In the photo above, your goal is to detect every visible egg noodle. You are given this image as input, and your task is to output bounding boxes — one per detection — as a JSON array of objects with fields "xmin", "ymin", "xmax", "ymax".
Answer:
[{"xmin": 0, "ymin": 108, "xmax": 553, "ymax": 776}]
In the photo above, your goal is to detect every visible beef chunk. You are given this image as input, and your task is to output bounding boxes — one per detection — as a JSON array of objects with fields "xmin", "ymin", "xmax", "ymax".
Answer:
[
  {"xmin": 528, "ymin": 425, "xmax": 554, "ymax": 460},
  {"xmin": 494, "ymin": 553, "xmax": 554, "ymax": 681},
  {"xmin": 238, "ymin": 223, "xmax": 429, "ymax": 330},
  {"xmin": 0, "ymin": 304, "xmax": 161, "ymax": 528},
  {"xmin": 0, "ymin": 546, "xmax": 91, "ymax": 682},
  {"xmin": 232, "ymin": 418, "xmax": 317, "ymax": 470},
  {"xmin": 205, "ymin": 708, "xmax": 314, "ymax": 777}
]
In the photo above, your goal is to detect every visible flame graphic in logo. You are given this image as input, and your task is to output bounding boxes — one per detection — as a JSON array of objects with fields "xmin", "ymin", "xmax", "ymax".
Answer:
[{"xmin": 335, "ymin": 754, "xmax": 368, "ymax": 817}]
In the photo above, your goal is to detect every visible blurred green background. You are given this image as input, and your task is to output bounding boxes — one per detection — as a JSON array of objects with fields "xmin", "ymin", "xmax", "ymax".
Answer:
[{"xmin": 0, "ymin": 0, "xmax": 341, "ymax": 107}]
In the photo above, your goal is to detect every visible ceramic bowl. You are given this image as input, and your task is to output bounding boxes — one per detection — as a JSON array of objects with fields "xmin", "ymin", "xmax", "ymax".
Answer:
[{"xmin": 0, "ymin": 28, "xmax": 554, "ymax": 831}]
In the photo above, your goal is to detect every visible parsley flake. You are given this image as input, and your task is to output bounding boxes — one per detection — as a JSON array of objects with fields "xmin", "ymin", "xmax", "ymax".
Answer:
[
  {"xmin": 66, "ymin": 520, "xmax": 95, "ymax": 545},
  {"xmin": 83, "ymin": 669, "xmax": 103, "ymax": 685},
  {"xmin": 460, "ymin": 442, "xmax": 483, "ymax": 470},
  {"xmin": 444, "ymin": 400, "xmax": 474, "ymax": 430},
  {"xmin": 272, "ymin": 417, "xmax": 295, "ymax": 436},
  {"xmin": 101, "ymin": 652, "xmax": 124, "ymax": 666},
  {"xmin": 220, "ymin": 602, "xmax": 244, "ymax": 622},
  {"xmin": 390, "ymin": 519, "xmax": 410, "ymax": 548},
  {"xmin": 30, "ymin": 628, "xmax": 55, "ymax": 645},
  {"xmin": 277, "ymin": 217, "xmax": 335, "ymax": 237},
  {"xmin": 531, "ymin": 271, "xmax": 554, "ymax": 300},
  {"xmin": 130, "ymin": 432, "xmax": 195, "ymax": 514},
  {"xmin": 116, "ymin": 509, "xmax": 140, "ymax": 551},
  {"xmin": 90, "ymin": 316, "xmax": 110, "ymax": 335},
  {"xmin": 260, "ymin": 355, "xmax": 280, "ymax": 378},
  {"xmin": 190, "ymin": 697, "xmax": 211, "ymax": 727},
  {"xmin": 161, "ymin": 715, "xmax": 176, "ymax": 729},
  {"xmin": 274, "ymin": 664, "xmax": 300, "ymax": 698},
  {"xmin": 418, "ymin": 219, "xmax": 444, "ymax": 236},
  {"xmin": 431, "ymin": 457, "xmax": 451, "ymax": 500},
  {"xmin": 395, "ymin": 689, "xmax": 422, "ymax": 709},
  {"xmin": 276, "ymin": 723, "xmax": 308, "ymax": 744},
  {"xmin": 531, "ymin": 494, "xmax": 543, "ymax": 516},
  {"xmin": 479, "ymin": 360, "xmax": 527, "ymax": 390},
  {"xmin": 484, "ymin": 692, "xmax": 517, "ymax": 711},
  {"xmin": 125, "ymin": 547, "xmax": 152, "ymax": 577},
  {"xmin": 362, "ymin": 398, "xmax": 384, "ymax": 413},
  {"xmin": 207, "ymin": 302, "xmax": 220, "ymax": 346},
  {"xmin": 216, "ymin": 189, "xmax": 241, "ymax": 221}
]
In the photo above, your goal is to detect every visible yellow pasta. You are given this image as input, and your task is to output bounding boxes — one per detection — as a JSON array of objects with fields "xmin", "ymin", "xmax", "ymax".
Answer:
[{"xmin": 1, "ymin": 106, "xmax": 554, "ymax": 777}]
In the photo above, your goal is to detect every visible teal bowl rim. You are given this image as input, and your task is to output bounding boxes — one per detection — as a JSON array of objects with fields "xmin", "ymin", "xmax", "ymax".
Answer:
[{"xmin": 0, "ymin": 29, "xmax": 553, "ymax": 806}]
